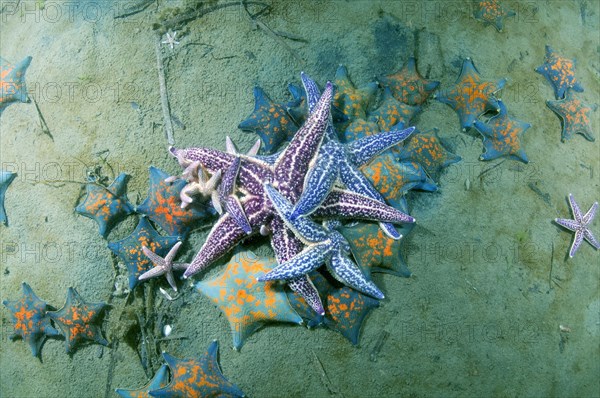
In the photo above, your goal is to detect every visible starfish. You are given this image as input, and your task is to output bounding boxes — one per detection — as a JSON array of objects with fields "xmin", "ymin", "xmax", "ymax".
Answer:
[
  {"xmin": 368, "ymin": 86, "xmax": 422, "ymax": 131},
  {"xmin": 396, "ymin": 128, "xmax": 462, "ymax": 181},
  {"xmin": 379, "ymin": 57, "xmax": 440, "ymax": 106},
  {"xmin": 137, "ymin": 166, "xmax": 215, "ymax": 238},
  {"xmin": 545, "ymin": 92, "xmax": 596, "ymax": 142},
  {"xmin": 340, "ymin": 220, "xmax": 414, "ymax": 278},
  {"xmin": 0, "ymin": 56, "xmax": 32, "ymax": 115},
  {"xmin": 473, "ymin": 0, "xmax": 516, "ymax": 32},
  {"xmin": 48, "ymin": 287, "xmax": 108, "ymax": 354},
  {"xmin": 75, "ymin": 172, "xmax": 134, "ymax": 238},
  {"xmin": 473, "ymin": 99, "xmax": 530, "ymax": 163},
  {"xmin": 115, "ymin": 364, "xmax": 169, "ymax": 398},
  {"xmin": 535, "ymin": 45, "xmax": 583, "ymax": 100},
  {"xmin": 196, "ymin": 250, "xmax": 302, "ymax": 350},
  {"xmin": 259, "ymin": 183, "xmax": 385, "ymax": 300},
  {"xmin": 161, "ymin": 31, "xmax": 180, "ymax": 49},
  {"xmin": 333, "ymin": 65, "xmax": 379, "ymax": 120},
  {"xmin": 139, "ymin": 241, "xmax": 188, "ymax": 292},
  {"xmin": 360, "ymin": 153, "xmax": 436, "ymax": 210},
  {"xmin": 554, "ymin": 194, "xmax": 599, "ymax": 258},
  {"xmin": 0, "ymin": 169, "xmax": 17, "ymax": 225},
  {"xmin": 151, "ymin": 341, "xmax": 245, "ymax": 397},
  {"xmin": 3, "ymin": 282, "xmax": 60, "ymax": 357},
  {"xmin": 238, "ymin": 86, "xmax": 298, "ymax": 154},
  {"xmin": 289, "ymin": 72, "xmax": 415, "ymax": 239},
  {"xmin": 434, "ymin": 57, "xmax": 506, "ymax": 130},
  {"xmin": 108, "ymin": 217, "xmax": 181, "ymax": 290}
]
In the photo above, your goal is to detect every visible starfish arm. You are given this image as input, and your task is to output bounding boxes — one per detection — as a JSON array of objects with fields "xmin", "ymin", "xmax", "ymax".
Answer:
[
  {"xmin": 555, "ymin": 218, "xmax": 579, "ymax": 232},
  {"xmin": 584, "ymin": 229, "xmax": 600, "ymax": 250},
  {"xmin": 169, "ymin": 146, "xmax": 235, "ymax": 175},
  {"xmin": 301, "ymin": 71, "xmax": 321, "ymax": 111},
  {"xmin": 211, "ymin": 191, "xmax": 223, "ymax": 214},
  {"xmin": 225, "ymin": 135, "xmax": 238, "ymax": 154},
  {"xmin": 569, "ymin": 230, "xmax": 584, "ymax": 258},
  {"xmin": 165, "ymin": 241, "xmax": 182, "ymax": 264},
  {"xmin": 264, "ymin": 183, "xmax": 329, "ymax": 243},
  {"xmin": 184, "ymin": 214, "xmax": 247, "ymax": 278},
  {"xmin": 329, "ymin": 250, "xmax": 384, "ymax": 299},
  {"xmin": 206, "ymin": 169, "xmax": 222, "ymax": 191},
  {"xmin": 568, "ymin": 193, "xmax": 583, "ymax": 222},
  {"xmin": 274, "ymin": 82, "xmax": 333, "ymax": 199},
  {"xmin": 338, "ymin": 162, "xmax": 401, "ymax": 239},
  {"xmin": 258, "ymin": 243, "xmax": 332, "ymax": 281},
  {"xmin": 165, "ymin": 270, "xmax": 178, "ymax": 291},
  {"xmin": 583, "ymin": 202, "xmax": 598, "ymax": 225},
  {"xmin": 287, "ymin": 276, "xmax": 325, "ymax": 316},
  {"xmin": 290, "ymin": 145, "xmax": 339, "ymax": 219},
  {"xmin": 316, "ymin": 189, "xmax": 416, "ymax": 224},
  {"xmin": 218, "ymin": 157, "xmax": 241, "ymax": 199},
  {"xmin": 138, "ymin": 266, "xmax": 166, "ymax": 281},
  {"xmin": 346, "ymin": 127, "xmax": 415, "ymax": 166},
  {"xmin": 142, "ymin": 246, "xmax": 166, "ymax": 267},
  {"xmin": 225, "ymin": 196, "xmax": 252, "ymax": 234}
]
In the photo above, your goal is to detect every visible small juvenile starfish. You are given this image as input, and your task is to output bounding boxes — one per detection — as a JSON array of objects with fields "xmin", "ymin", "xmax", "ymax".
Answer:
[
  {"xmin": 161, "ymin": 31, "xmax": 180, "ymax": 49},
  {"xmin": 555, "ymin": 194, "xmax": 599, "ymax": 258},
  {"xmin": 139, "ymin": 241, "xmax": 188, "ymax": 291}
]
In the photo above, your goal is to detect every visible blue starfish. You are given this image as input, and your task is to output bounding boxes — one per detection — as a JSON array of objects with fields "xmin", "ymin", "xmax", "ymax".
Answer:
[
  {"xmin": 259, "ymin": 183, "xmax": 385, "ymax": 299},
  {"xmin": 535, "ymin": 45, "xmax": 584, "ymax": 100},
  {"xmin": 48, "ymin": 287, "xmax": 108, "ymax": 354},
  {"xmin": 368, "ymin": 87, "xmax": 421, "ymax": 131},
  {"xmin": 555, "ymin": 194, "xmax": 599, "ymax": 258},
  {"xmin": 360, "ymin": 153, "xmax": 437, "ymax": 209},
  {"xmin": 291, "ymin": 72, "xmax": 416, "ymax": 239},
  {"xmin": 115, "ymin": 364, "xmax": 169, "ymax": 398},
  {"xmin": 238, "ymin": 86, "xmax": 298, "ymax": 153},
  {"xmin": 108, "ymin": 217, "xmax": 181, "ymax": 290},
  {"xmin": 75, "ymin": 172, "xmax": 134, "ymax": 238},
  {"xmin": 150, "ymin": 341, "xmax": 245, "ymax": 397},
  {"xmin": 379, "ymin": 57, "xmax": 440, "ymax": 106},
  {"xmin": 324, "ymin": 286, "xmax": 380, "ymax": 345},
  {"xmin": 396, "ymin": 128, "xmax": 462, "ymax": 181},
  {"xmin": 546, "ymin": 91, "xmax": 596, "ymax": 142},
  {"xmin": 0, "ymin": 56, "xmax": 32, "ymax": 115},
  {"xmin": 334, "ymin": 64, "xmax": 379, "ymax": 120},
  {"xmin": 473, "ymin": 99, "xmax": 530, "ymax": 163},
  {"xmin": 137, "ymin": 166, "xmax": 215, "ymax": 238},
  {"xmin": 196, "ymin": 249, "xmax": 302, "ymax": 350},
  {"xmin": 434, "ymin": 58, "xmax": 506, "ymax": 130},
  {"xmin": 3, "ymin": 282, "xmax": 59, "ymax": 357},
  {"xmin": 0, "ymin": 169, "xmax": 17, "ymax": 225},
  {"xmin": 473, "ymin": 0, "xmax": 516, "ymax": 32}
]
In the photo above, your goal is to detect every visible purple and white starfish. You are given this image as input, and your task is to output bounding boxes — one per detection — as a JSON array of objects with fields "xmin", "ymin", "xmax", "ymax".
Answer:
[
  {"xmin": 554, "ymin": 193, "xmax": 599, "ymax": 258},
  {"xmin": 169, "ymin": 79, "xmax": 414, "ymax": 313},
  {"xmin": 260, "ymin": 183, "xmax": 384, "ymax": 299},
  {"xmin": 291, "ymin": 73, "xmax": 415, "ymax": 239},
  {"xmin": 139, "ymin": 241, "xmax": 188, "ymax": 291}
]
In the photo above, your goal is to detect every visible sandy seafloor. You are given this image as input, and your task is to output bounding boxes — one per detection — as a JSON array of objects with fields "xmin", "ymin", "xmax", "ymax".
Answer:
[{"xmin": 0, "ymin": 0, "xmax": 599, "ymax": 397}]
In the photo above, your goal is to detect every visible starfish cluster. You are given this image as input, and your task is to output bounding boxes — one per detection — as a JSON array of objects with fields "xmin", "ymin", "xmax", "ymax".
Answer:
[
  {"xmin": 161, "ymin": 65, "xmax": 460, "ymax": 346},
  {"xmin": 535, "ymin": 45, "xmax": 595, "ymax": 142}
]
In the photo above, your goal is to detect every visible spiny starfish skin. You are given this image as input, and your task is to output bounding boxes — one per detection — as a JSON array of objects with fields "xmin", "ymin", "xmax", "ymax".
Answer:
[
  {"xmin": 260, "ymin": 183, "xmax": 385, "ymax": 300},
  {"xmin": 555, "ymin": 194, "xmax": 599, "ymax": 258},
  {"xmin": 291, "ymin": 72, "xmax": 416, "ymax": 240}
]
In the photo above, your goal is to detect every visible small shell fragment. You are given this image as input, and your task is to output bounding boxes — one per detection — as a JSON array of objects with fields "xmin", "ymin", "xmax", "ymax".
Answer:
[
  {"xmin": 559, "ymin": 324, "xmax": 572, "ymax": 333},
  {"xmin": 465, "ymin": 178, "xmax": 471, "ymax": 191},
  {"xmin": 163, "ymin": 324, "xmax": 172, "ymax": 337}
]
